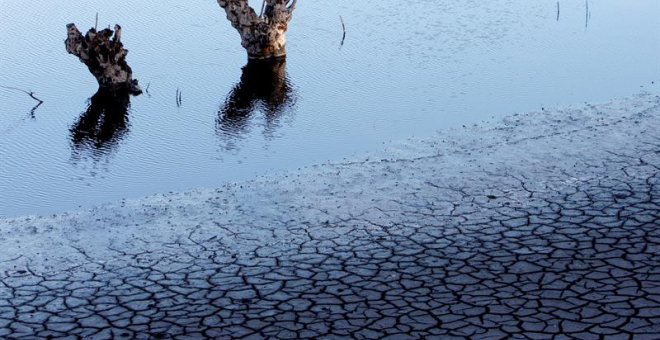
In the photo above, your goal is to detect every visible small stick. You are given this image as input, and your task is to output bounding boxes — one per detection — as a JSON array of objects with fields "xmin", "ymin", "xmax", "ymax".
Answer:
[
  {"xmin": 0, "ymin": 85, "xmax": 44, "ymax": 117},
  {"xmin": 585, "ymin": 0, "xmax": 589, "ymax": 28},
  {"xmin": 95, "ymin": 12, "xmax": 98, "ymax": 31},
  {"xmin": 144, "ymin": 82, "xmax": 151, "ymax": 96},
  {"xmin": 339, "ymin": 16, "xmax": 347, "ymax": 48},
  {"xmin": 259, "ymin": 0, "xmax": 266, "ymax": 18},
  {"xmin": 556, "ymin": 2, "xmax": 560, "ymax": 21},
  {"xmin": 0, "ymin": 85, "xmax": 43, "ymax": 104}
]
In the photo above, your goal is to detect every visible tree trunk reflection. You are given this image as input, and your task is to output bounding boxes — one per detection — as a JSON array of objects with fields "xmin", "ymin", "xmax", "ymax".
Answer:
[
  {"xmin": 70, "ymin": 89, "xmax": 131, "ymax": 159},
  {"xmin": 217, "ymin": 58, "xmax": 296, "ymax": 149}
]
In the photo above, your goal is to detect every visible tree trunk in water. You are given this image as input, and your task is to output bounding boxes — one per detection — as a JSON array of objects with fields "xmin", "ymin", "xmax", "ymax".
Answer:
[
  {"xmin": 217, "ymin": 0, "xmax": 297, "ymax": 60},
  {"xmin": 65, "ymin": 24, "xmax": 142, "ymax": 94}
]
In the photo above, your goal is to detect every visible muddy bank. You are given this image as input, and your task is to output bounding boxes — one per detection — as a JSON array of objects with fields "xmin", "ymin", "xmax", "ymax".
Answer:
[{"xmin": 0, "ymin": 93, "xmax": 658, "ymax": 338}]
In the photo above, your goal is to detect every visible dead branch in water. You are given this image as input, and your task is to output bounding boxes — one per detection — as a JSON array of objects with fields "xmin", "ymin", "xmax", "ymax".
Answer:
[
  {"xmin": 340, "ymin": 16, "xmax": 347, "ymax": 48},
  {"xmin": 0, "ymin": 85, "xmax": 44, "ymax": 117},
  {"xmin": 144, "ymin": 82, "xmax": 151, "ymax": 97},
  {"xmin": 585, "ymin": 0, "xmax": 590, "ymax": 28},
  {"xmin": 556, "ymin": 2, "xmax": 560, "ymax": 21},
  {"xmin": 176, "ymin": 88, "xmax": 182, "ymax": 107}
]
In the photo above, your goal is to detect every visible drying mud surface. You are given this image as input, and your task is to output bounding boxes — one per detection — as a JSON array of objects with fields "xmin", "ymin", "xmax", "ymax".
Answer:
[{"xmin": 1, "ymin": 94, "xmax": 659, "ymax": 338}]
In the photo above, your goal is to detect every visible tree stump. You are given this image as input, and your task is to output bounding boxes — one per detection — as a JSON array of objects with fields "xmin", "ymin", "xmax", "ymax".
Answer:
[
  {"xmin": 65, "ymin": 23, "xmax": 142, "ymax": 94},
  {"xmin": 217, "ymin": 0, "xmax": 297, "ymax": 59}
]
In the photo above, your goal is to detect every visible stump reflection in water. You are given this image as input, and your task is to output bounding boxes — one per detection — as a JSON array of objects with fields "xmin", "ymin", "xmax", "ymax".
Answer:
[
  {"xmin": 217, "ymin": 58, "xmax": 296, "ymax": 148},
  {"xmin": 70, "ymin": 89, "xmax": 131, "ymax": 159}
]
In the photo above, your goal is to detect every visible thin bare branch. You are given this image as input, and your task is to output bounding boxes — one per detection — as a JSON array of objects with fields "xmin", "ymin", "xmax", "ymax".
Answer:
[
  {"xmin": 0, "ymin": 85, "xmax": 44, "ymax": 117},
  {"xmin": 340, "ymin": 16, "xmax": 347, "ymax": 48}
]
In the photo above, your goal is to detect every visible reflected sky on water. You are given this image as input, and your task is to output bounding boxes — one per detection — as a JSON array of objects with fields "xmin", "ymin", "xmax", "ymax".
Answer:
[{"xmin": 1, "ymin": 0, "xmax": 659, "ymax": 217}]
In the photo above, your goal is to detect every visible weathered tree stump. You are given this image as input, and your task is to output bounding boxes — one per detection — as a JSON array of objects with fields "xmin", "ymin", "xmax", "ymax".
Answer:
[
  {"xmin": 65, "ymin": 23, "xmax": 141, "ymax": 94},
  {"xmin": 217, "ymin": 0, "xmax": 297, "ymax": 59}
]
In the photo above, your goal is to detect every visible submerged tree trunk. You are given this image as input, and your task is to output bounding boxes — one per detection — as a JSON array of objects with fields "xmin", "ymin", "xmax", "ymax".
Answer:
[
  {"xmin": 65, "ymin": 24, "xmax": 141, "ymax": 94},
  {"xmin": 217, "ymin": 0, "xmax": 297, "ymax": 59}
]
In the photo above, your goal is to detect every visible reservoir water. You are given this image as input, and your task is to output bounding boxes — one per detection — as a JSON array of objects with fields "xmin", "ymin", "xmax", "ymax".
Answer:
[{"xmin": 1, "ymin": 0, "xmax": 659, "ymax": 217}]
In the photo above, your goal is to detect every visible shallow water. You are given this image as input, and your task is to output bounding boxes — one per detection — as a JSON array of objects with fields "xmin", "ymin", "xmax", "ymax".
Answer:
[{"xmin": 1, "ymin": 0, "xmax": 659, "ymax": 217}]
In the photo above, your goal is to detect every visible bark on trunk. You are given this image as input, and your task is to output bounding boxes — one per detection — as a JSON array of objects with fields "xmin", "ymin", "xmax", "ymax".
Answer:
[
  {"xmin": 217, "ymin": 0, "xmax": 297, "ymax": 59},
  {"xmin": 65, "ymin": 23, "xmax": 141, "ymax": 94}
]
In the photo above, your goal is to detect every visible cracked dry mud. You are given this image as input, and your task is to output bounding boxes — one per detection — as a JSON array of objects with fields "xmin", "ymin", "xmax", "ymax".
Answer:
[{"xmin": 1, "ymin": 94, "xmax": 659, "ymax": 339}]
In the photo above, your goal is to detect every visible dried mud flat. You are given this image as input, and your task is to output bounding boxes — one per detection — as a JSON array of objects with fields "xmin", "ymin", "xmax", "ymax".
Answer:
[{"xmin": 0, "ymin": 93, "xmax": 659, "ymax": 338}]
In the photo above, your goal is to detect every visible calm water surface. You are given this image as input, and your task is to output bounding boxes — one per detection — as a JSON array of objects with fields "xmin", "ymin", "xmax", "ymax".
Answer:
[{"xmin": 1, "ymin": 0, "xmax": 659, "ymax": 217}]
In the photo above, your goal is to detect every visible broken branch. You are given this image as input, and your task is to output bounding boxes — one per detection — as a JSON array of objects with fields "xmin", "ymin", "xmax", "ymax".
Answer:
[{"xmin": 0, "ymin": 85, "xmax": 44, "ymax": 117}]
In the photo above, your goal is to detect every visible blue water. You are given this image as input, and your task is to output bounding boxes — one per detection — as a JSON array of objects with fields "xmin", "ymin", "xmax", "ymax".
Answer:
[{"xmin": 1, "ymin": 0, "xmax": 659, "ymax": 217}]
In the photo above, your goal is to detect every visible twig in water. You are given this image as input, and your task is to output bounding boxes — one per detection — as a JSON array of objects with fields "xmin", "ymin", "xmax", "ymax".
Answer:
[
  {"xmin": 0, "ymin": 85, "xmax": 44, "ymax": 118},
  {"xmin": 556, "ymin": 2, "xmax": 560, "ymax": 21},
  {"xmin": 585, "ymin": 0, "xmax": 589, "ymax": 28},
  {"xmin": 176, "ymin": 88, "xmax": 182, "ymax": 107},
  {"xmin": 339, "ymin": 16, "xmax": 347, "ymax": 48},
  {"xmin": 95, "ymin": 12, "xmax": 98, "ymax": 31},
  {"xmin": 145, "ymin": 82, "xmax": 151, "ymax": 97}
]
